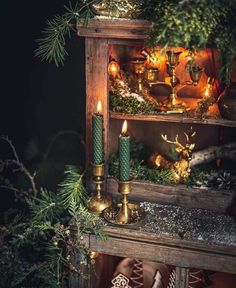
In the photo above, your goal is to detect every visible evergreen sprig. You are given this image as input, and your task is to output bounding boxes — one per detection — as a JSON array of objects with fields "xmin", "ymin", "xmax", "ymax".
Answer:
[
  {"xmin": 58, "ymin": 165, "xmax": 87, "ymax": 208},
  {"xmin": 35, "ymin": 1, "xmax": 96, "ymax": 66},
  {"xmin": 27, "ymin": 188, "xmax": 62, "ymax": 223}
]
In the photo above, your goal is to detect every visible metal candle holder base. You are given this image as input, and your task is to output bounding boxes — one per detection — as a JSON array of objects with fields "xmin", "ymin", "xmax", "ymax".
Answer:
[
  {"xmin": 88, "ymin": 163, "xmax": 112, "ymax": 214},
  {"xmin": 103, "ymin": 180, "xmax": 145, "ymax": 225},
  {"xmin": 164, "ymin": 92, "xmax": 186, "ymax": 113}
]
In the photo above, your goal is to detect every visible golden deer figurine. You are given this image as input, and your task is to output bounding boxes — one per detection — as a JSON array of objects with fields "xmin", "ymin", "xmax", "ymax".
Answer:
[{"xmin": 149, "ymin": 128, "xmax": 196, "ymax": 183}]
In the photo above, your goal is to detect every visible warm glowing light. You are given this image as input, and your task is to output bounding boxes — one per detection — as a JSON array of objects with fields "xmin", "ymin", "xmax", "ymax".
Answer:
[
  {"xmin": 90, "ymin": 251, "xmax": 99, "ymax": 259},
  {"xmin": 165, "ymin": 76, "xmax": 171, "ymax": 85},
  {"xmin": 108, "ymin": 59, "xmax": 120, "ymax": 78},
  {"xmin": 203, "ymin": 78, "xmax": 214, "ymax": 98},
  {"xmin": 204, "ymin": 84, "xmax": 210, "ymax": 98},
  {"xmin": 97, "ymin": 101, "xmax": 102, "ymax": 114},
  {"xmin": 121, "ymin": 120, "xmax": 128, "ymax": 135}
]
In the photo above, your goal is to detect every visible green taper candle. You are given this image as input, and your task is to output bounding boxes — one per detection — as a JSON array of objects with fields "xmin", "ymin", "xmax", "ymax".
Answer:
[
  {"xmin": 119, "ymin": 120, "xmax": 130, "ymax": 181},
  {"xmin": 92, "ymin": 101, "xmax": 104, "ymax": 164}
]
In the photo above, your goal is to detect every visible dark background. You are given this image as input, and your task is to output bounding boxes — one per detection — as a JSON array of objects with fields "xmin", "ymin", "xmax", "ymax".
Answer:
[{"xmin": 1, "ymin": 1, "xmax": 86, "ymax": 207}]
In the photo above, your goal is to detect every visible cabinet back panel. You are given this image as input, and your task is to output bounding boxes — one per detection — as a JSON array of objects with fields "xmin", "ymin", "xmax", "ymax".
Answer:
[{"xmin": 109, "ymin": 119, "xmax": 235, "ymax": 156}]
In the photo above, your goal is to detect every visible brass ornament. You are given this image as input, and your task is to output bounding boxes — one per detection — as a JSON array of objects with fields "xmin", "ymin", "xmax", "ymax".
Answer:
[
  {"xmin": 130, "ymin": 57, "xmax": 146, "ymax": 93},
  {"xmin": 92, "ymin": 0, "xmax": 139, "ymax": 19},
  {"xmin": 149, "ymin": 128, "xmax": 196, "ymax": 183}
]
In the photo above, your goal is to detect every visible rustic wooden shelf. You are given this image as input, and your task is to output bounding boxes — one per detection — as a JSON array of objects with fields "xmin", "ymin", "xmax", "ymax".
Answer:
[
  {"xmin": 86, "ymin": 208, "xmax": 236, "ymax": 274},
  {"xmin": 110, "ymin": 112, "xmax": 236, "ymax": 128},
  {"xmin": 106, "ymin": 177, "xmax": 235, "ymax": 214}
]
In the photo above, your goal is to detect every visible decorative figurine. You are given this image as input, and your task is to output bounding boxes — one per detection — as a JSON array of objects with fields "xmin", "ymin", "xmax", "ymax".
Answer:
[
  {"xmin": 92, "ymin": 0, "xmax": 140, "ymax": 19},
  {"xmin": 149, "ymin": 128, "xmax": 196, "ymax": 183}
]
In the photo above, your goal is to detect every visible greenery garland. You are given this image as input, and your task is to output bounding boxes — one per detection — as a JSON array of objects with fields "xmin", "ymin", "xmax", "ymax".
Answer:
[{"xmin": 36, "ymin": 0, "xmax": 236, "ymax": 85}]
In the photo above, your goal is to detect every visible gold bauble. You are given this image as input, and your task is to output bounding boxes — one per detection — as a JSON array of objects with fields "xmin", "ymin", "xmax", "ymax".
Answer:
[{"xmin": 92, "ymin": 0, "xmax": 139, "ymax": 19}]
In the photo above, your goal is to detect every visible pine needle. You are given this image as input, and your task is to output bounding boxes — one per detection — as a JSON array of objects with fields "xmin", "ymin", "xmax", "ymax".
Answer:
[
  {"xmin": 35, "ymin": 1, "xmax": 96, "ymax": 66},
  {"xmin": 58, "ymin": 165, "xmax": 87, "ymax": 209}
]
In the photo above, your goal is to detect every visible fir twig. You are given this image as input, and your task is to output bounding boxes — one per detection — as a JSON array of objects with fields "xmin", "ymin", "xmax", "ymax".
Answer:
[
  {"xmin": 35, "ymin": 0, "xmax": 97, "ymax": 66},
  {"xmin": 58, "ymin": 165, "xmax": 87, "ymax": 208}
]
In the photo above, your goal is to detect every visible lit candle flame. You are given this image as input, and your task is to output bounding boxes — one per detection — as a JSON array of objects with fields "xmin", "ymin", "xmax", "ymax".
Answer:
[
  {"xmin": 97, "ymin": 101, "xmax": 102, "ymax": 114},
  {"xmin": 121, "ymin": 120, "xmax": 128, "ymax": 135},
  {"xmin": 204, "ymin": 84, "xmax": 212, "ymax": 98}
]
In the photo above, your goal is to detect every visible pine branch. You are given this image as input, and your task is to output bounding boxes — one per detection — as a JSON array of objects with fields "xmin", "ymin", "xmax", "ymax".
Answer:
[
  {"xmin": 27, "ymin": 188, "xmax": 63, "ymax": 223},
  {"xmin": 77, "ymin": 205, "xmax": 107, "ymax": 240},
  {"xmin": 35, "ymin": 1, "xmax": 97, "ymax": 66},
  {"xmin": 58, "ymin": 165, "xmax": 87, "ymax": 209}
]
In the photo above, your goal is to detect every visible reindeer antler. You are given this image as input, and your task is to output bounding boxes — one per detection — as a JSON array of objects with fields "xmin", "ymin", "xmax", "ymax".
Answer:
[
  {"xmin": 184, "ymin": 127, "xmax": 196, "ymax": 151},
  {"xmin": 161, "ymin": 134, "xmax": 185, "ymax": 152},
  {"xmin": 184, "ymin": 127, "xmax": 196, "ymax": 143},
  {"xmin": 161, "ymin": 127, "xmax": 196, "ymax": 154}
]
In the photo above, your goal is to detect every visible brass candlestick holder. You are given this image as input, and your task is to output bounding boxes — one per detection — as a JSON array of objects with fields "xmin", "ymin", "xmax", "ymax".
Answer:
[
  {"xmin": 115, "ymin": 180, "xmax": 132, "ymax": 224},
  {"xmin": 164, "ymin": 50, "xmax": 203, "ymax": 113},
  {"xmin": 88, "ymin": 163, "xmax": 112, "ymax": 213},
  {"xmin": 130, "ymin": 58, "xmax": 146, "ymax": 93},
  {"xmin": 103, "ymin": 179, "xmax": 145, "ymax": 225}
]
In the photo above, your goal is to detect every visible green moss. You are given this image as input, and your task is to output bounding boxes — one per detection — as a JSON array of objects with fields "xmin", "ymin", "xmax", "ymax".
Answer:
[{"xmin": 110, "ymin": 93, "xmax": 156, "ymax": 114}]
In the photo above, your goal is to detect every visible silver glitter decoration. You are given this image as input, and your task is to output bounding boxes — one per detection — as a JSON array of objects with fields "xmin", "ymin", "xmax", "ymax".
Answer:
[
  {"xmin": 139, "ymin": 202, "xmax": 236, "ymax": 246},
  {"xmin": 101, "ymin": 202, "xmax": 236, "ymax": 246}
]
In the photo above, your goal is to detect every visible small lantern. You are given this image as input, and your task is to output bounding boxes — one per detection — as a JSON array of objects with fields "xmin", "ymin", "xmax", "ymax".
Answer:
[{"xmin": 108, "ymin": 58, "xmax": 120, "ymax": 78}]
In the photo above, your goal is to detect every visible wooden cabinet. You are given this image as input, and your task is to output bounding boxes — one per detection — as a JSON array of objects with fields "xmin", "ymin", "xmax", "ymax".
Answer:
[{"xmin": 76, "ymin": 19, "xmax": 236, "ymax": 288}]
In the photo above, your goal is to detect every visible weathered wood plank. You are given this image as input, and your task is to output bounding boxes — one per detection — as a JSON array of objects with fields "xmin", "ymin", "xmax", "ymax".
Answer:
[
  {"xmin": 110, "ymin": 112, "xmax": 236, "ymax": 128},
  {"xmin": 78, "ymin": 19, "xmax": 151, "ymax": 39},
  {"xmin": 101, "ymin": 225, "xmax": 236, "ymax": 257},
  {"xmin": 88, "ymin": 234, "xmax": 236, "ymax": 274},
  {"xmin": 85, "ymin": 38, "xmax": 109, "ymax": 168},
  {"xmin": 107, "ymin": 177, "xmax": 234, "ymax": 213}
]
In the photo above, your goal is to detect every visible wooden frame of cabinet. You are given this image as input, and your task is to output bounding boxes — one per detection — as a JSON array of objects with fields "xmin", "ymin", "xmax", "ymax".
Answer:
[{"xmin": 76, "ymin": 19, "xmax": 236, "ymax": 288}]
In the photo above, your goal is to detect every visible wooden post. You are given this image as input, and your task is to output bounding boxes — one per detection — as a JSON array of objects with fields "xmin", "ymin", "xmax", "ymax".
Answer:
[
  {"xmin": 175, "ymin": 267, "xmax": 189, "ymax": 288},
  {"xmin": 85, "ymin": 37, "xmax": 109, "ymax": 169}
]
